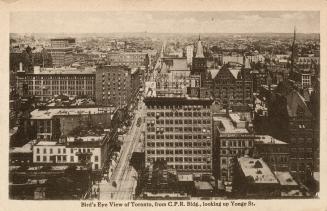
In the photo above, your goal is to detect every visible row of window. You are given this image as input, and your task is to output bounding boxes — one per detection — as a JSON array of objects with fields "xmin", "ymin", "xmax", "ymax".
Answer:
[
  {"xmin": 147, "ymin": 149, "xmax": 211, "ymax": 155},
  {"xmin": 35, "ymin": 147, "xmax": 95, "ymax": 155},
  {"xmin": 150, "ymin": 119, "xmax": 211, "ymax": 125},
  {"xmin": 147, "ymin": 111, "xmax": 211, "ymax": 117},
  {"xmin": 221, "ymin": 140, "xmax": 253, "ymax": 147},
  {"xmin": 147, "ymin": 127, "xmax": 211, "ymax": 133},
  {"xmin": 147, "ymin": 134, "xmax": 211, "ymax": 140},
  {"xmin": 147, "ymin": 141, "xmax": 211, "ymax": 148}
]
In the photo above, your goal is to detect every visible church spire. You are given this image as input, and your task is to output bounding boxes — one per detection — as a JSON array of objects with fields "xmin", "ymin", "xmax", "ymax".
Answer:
[{"xmin": 290, "ymin": 26, "xmax": 297, "ymax": 73}]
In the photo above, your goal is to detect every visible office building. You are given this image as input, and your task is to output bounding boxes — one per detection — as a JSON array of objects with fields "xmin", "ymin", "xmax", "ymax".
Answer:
[
  {"xmin": 95, "ymin": 65, "xmax": 140, "ymax": 108},
  {"xmin": 48, "ymin": 38, "xmax": 75, "ymax": 67},
  {"xmin": 24, "ymin": 66, "xmax": 95, "ymax": 101},
  {"xmin": 144, "ymin": 94, "xmax": 213, "ymax": 178}
]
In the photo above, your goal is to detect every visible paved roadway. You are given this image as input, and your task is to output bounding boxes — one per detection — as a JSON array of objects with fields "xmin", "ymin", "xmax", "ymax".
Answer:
[{"xmin": 99, "ymin": 101, "xmax": 145, "ymax": 200}]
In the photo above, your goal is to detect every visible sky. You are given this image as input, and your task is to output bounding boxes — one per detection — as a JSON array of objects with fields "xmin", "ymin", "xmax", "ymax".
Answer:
[{"xmin": 10, "ymin": 11, "xmax": 320, "ymax": 34}]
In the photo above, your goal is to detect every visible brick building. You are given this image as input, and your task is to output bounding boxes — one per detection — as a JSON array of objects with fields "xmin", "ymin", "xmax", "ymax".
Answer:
[{"xmin": 95, "ymin": 65, "xmax": 140, "ymax": 108}]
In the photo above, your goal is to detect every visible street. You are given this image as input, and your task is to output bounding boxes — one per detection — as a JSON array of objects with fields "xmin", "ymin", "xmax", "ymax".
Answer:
[{"xmin": 99, "ymin": 101, "xmax": 145, "ymax": 200}]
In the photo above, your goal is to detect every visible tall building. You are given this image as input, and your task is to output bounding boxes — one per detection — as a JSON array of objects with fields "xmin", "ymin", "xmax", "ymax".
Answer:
[
  {"xmin": 144, "ymin": 95, "xmax": 213, "ymax": 178},
  {"xmin": 48, "ymin": 38, "xmax": 75, "ymax": 67},
  {"xmin": 95, "ymin": 65, "xmax": 140, "ymax": 108},
  {"xmin": 24, "ymin": 66, "xmax": 95, "ymax": 101}
]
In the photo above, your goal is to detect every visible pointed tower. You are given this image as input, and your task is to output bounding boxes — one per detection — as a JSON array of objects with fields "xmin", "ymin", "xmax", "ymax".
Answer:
[
  {"xmin": 192, "ymin": 35, "xmax": 207, "ymax": 84},
  {"xmin": 290, "ymin": 26, "xmax": 297, "ymax": 73},
  {"xmin": 195, "ymin": 35, "xmax": 205, "ymax": 58}
]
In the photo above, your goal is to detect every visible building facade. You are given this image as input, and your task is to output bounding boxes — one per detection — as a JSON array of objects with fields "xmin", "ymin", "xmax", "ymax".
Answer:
[
  {"xmin": 95, "ymin": 65, "xmax": 140, "ymax": 108},
  {"xmin": 211, "ymin": 64, "xmax": 253, "ymax": 106},
  {"xmin": 24, "ymin": 66, "xmax": 95, "ymax": 101},
  {"xmin": 48, "ymin": 38, "xmax": 75, "ymax": 67},
  {"xmin": 30, "ymin": 107, "xmax": 115, "ymax": 141},
  {"xmin": 254, "ymin": 135, "xmax": 290, "ymax": 172},
  {"xmin": 213, "ymin": 112, "xmax": 255, "ymax": 183},
  {"xmin": 106, "ymin": 52, "xmax": 149, "ymax": 68},
  {"xmin": 144, "ymin": 96, "xmax": 213, "ymax": 178},
  {"xmin": 32, "ymin": 134, "xmax": 112, "ymax": 171}
]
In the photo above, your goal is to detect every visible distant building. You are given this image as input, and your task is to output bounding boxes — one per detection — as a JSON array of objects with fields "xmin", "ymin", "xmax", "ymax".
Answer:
[
  {"xmin": 211, "ymin": 63, "xmax": 253, "ymax": 106},
  {"xmin": 95, "ymin": 65, "xmax": 140, "ymax": 108},
  {"xmin": 48, "ymin": 38, "xmax": 75, "ymax": 67},
  {"xmin": 186, "ymin": 45, "xmax": 194, "ymax": 66},
  {"xmin": 144, "ymin": 94, "xmax": 213, "ymax": 178},
  {"xmin": 192, "ymin": 37, "xmax": 207, "ymax": 84},
  {"xmin": 106, "ymin": 52, "xmax": 149, "ymax": 68}
]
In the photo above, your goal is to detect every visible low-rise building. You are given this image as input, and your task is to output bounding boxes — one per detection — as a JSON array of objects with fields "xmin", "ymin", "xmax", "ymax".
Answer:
[
  {"xmin": 232, "ymin": 156, "xmax": 280, "ymax": 198},
  {"xmin": 32, "ymin": 134, "xmax": 114, "ymax": 171},
  {"xmin": 30, "ymin": 106, "xmax": 115, "ymax": 140}
]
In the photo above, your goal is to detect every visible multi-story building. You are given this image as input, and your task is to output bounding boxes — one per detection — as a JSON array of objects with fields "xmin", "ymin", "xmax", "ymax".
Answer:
[
  {"xmin": 95, "ymin": 65, "xmax": 140, "ymax": 108},
  {"xmin": 186, "ymin": 45, "xmax": 194, "ymax": 66},
  {"xmin": 144, "ymin": 95, "xmax": 213, "ymax": 178},
  {"xmin": 32, "ymin": 134, "xmax": 114, "ymax": 171},
  {"xmin": 24, "ymin": 66, "xmax": 96, "ymax": 101},
  {"xmin": 253, "ymin": 135, "xmax": 289, "ymax": 172},
  {"xmin": 48, "ymin": 38, "xmax": 75, "ymax": 67},
  {"xmin": 30, "ymin": 106, "xmax": 115, "ymax": 141},
  {"xmin": 211, "ymin": 63, "xmax": 253, "ymax": 106},
  {"xmin": 289, "ymin": 69, "xmax": 312, "ymax": 89},
  {"xmin": 213, "ymin": 111, "xmax": 255, "ymax": 183},
  {"xmin": 106, "ymin": 52, "xmax": 149, "ymax": 68}
]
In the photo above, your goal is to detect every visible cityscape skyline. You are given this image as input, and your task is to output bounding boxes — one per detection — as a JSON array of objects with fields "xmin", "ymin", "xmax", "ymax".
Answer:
[{"xmin": 10, "ymin": 11, "xmax": 320, "ymax": 34}]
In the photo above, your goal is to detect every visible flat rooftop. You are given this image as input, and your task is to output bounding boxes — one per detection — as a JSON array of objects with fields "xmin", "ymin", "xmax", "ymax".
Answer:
[
  {"xmin": 274, "ymin": 171, "xmax": 298, "ymax": 186},
  {"xmin": 67, "ymin": 136, "xmax": 104, "ymax": 143},
  {"xmin": 255, "ymin": 135, "xmax": 287, "ymax": 145},
  {"xmin": 30, "ymin": 106, "xmax": 115, "ymax": 119},
  {"xmin": 10, "ymin": 140, "xmax": 35, "ymax": 153},
  {"xmin": 213, "ymin": 115, "xmax": 249, "ymax": 134},
  {"xmin": 36, "ymin": 141, "xmax": 60, "ymax": 146},
  {"xmin": 238, "ymin": 156, "xmax": 278, "ymax": 184},
  {"xmin": 31, "ymin": 66, "xmax": 95, "ymax": 75}
]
